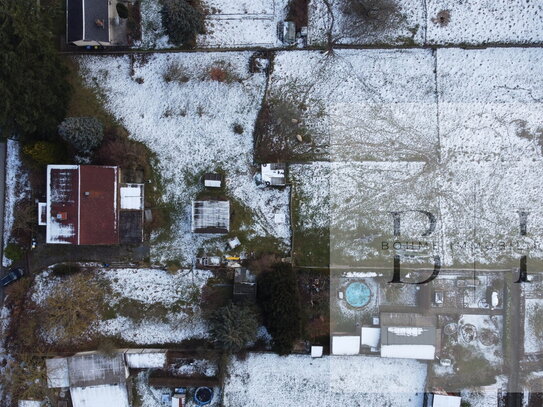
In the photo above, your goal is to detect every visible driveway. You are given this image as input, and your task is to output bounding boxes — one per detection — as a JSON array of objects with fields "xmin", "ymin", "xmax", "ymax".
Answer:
[{"xmin": 0, "ymin": 142, "xmax": 7, "ymax": 306}]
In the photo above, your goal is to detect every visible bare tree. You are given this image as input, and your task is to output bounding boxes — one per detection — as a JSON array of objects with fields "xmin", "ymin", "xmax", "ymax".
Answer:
[
  {"xmin": 43, "ymin": 273, "xmax": 106, "ymax": 342},
  {"xmin": 342, "ymin": 0, "xmax": 401, "ymax": 36}
]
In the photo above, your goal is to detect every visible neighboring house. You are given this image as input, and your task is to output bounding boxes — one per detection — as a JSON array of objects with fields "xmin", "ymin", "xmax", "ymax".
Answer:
[
  {"xmin": 191, "ymin": 200, "xmax": 230, "ymax": 234},
  {"xmin": 46, "ymin": 352, "xmax": 130, "ymax": 407},
  {"xmin": 67, "ymin": 0, "xmax": 111, "ymax": 46},
  {"xmin": 380, "ymin": 312, "xmax": 439, "ymax": 361},
  {"xmin": 40, "ymin": 165, "xmax": 144, "ymax": 245},
  {"xmin": 46, "ymin": 350, "xmax": 167, "ymax": 407},
  {"xmin": 233, "ymin": 267, "xmax": 257, "ymax": 302},
  {"xmin": 261, "ymin": 163, "xmax": 287, "ymax": 186}
]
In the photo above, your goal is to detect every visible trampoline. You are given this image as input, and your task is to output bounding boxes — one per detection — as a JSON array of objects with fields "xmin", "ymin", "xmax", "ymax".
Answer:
[
  {"xmin": 345, "ymin": 281, "xmax": 371, "ymax": 308},
  {"xmin": 194, "ymin": 387, "xmax": 213, "ymax": 406}
]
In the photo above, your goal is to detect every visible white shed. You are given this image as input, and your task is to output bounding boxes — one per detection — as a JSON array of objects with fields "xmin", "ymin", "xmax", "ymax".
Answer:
[
  {"xmin": 430, "ymin": 394, "xmax": 462, "ymax": 407},
  {"xmin": 331, "ymin": 335, "xmax": 360, "ymax": 355},
  {"xmin": 361, "ymin": 327, "xmax": 380, "ymax": 348}
]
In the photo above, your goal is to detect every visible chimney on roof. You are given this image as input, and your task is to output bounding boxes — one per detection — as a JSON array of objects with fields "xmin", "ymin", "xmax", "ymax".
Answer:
[{"xmin": 84, "ymin": 191, "xmax": 90, "ymax": 197}]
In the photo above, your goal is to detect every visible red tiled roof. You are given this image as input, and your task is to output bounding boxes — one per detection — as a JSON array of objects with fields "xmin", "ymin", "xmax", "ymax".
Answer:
[
  {"xmin": 79, "ymin": 166, "xmax": 119, "ymax": 245},
  {"xmin": 47, "ymin": 165, "xmax": 119, "ymax": 245}
]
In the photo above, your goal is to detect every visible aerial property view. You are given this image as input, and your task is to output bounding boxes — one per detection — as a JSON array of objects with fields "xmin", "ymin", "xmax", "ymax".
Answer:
[{"xmin": 2, "ymin": 0, "xmax": 543, "ymax": 406}]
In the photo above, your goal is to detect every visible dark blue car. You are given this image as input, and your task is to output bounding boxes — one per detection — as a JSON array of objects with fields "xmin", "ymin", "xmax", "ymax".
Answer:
[{"xmin": 0, "ymin": 268, "xmax": 24, "ymax": 287}]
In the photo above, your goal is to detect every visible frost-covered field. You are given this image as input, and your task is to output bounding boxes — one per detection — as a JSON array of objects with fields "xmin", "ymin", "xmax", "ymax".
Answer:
[
  {"xmin": 308, "ymin": 0, "xmax": 425, "ymax": 46},
  {"xmin": 223, "ymin": 353, "xmax": 427, "ymax": 406},
  {"xmin": 426, "ymin": 0, "xmax": 543, "ymax": 45},
  {"xmin": 275, "ymin": 48, "xmax": 543, "ymax": 268},
  {"xmin": 79, "ymin": 53, "xmax": 290, "ymax": 263},
  {"xmin": 32, "ymin": 267, "xmax": 212, "ymax": 344},
  {"xmin": 308, "ymin": 0, "xmax": 543, "ymax": 46},
  {"xmin": 138, "ymin": 0, "xmax": 289, "ymax": 49},
  {"xmin": 3, "ymin": 140, "xmax": 30, "ymax": 267},
  {"xmin": 524, "ymin": 298, "xmax": 543, "ymax": 354}
]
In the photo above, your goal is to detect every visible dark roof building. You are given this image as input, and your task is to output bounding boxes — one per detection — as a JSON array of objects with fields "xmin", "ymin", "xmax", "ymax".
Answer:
[
  {"xmin": 46, "ymin": 352, "xmax": 130, "ymax": 407},
  {"xmin": 233, "ymin": 267, "xmax": 257, "ymax": 302},
  {"xmin": 66, "ymin": 0, "xmax": 111, "ymax": 46},
  {"xmin": 380, "ymin": 312, "xmax": 438, "ymax": 360}
]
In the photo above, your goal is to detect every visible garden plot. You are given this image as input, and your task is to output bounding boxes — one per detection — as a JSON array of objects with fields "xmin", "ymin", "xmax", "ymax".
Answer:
[
  {"xmin": 138, "ymin": 0, "xmax": 170, "ymax": 49},
  {"xmin": 263, "ymin": 49, "xmax": 437, "ymax": 163},
  {"xmin": 308, "ymin": 0, "xmax": 543, "ymax": 47},
  {"xmin": 3, "ymin": 140, "xmax": 30, "ymax": 267},
  {"xmin": 282, "ymin": 48, "xmax": 543, "ymax": 269},
  {"xmin": 138, "ymin": 0, "xmax": 288, "ymax": 49},
  {"xmin": 457, "ymin": 314, "xmax": 503, "ymax": 365},
  {"xmin": 436, "ymin": 48, "xmax": 543, "ymax": 268},
  {"xmin": 31, "ymin": 267, "xmax": 212, "ymax": 345},
  {"xmin": 224, "ymin": 353, "xmax": 426, "ymax": 407},
  {"xmin": 427, "ymin": 0, "xmax": 543, "ymax": 45},
  {"xmin": 524, "ymin": 298, "xmax": 543, "ymax": 354},
  {"xmin": 198, "ymin": 0, "xmax": 290, "ymax": 48},
  {"xmin": 79, "ymin": 53, "xmax": 290, "ymax": 263},
  {"xmin": 290, "ymin": 162, "xmax": 330, "ymax": 266},
  {"xmin": 307, "ymin": 0, "xmax": 425, "ymax": 46}
]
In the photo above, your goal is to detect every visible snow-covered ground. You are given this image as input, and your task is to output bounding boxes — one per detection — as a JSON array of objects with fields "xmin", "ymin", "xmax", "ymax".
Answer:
[
  {"xmin": 223, "ymin": 353, "xmax": 427, "ymax": 406},
  {"xmin": 272, "ymin": 48, "xmax": 543, "ymax": 268},
  {"xmin": 138, "ymin": 0, "xmax": 289, "ymax": 49},
  {"xmin": 458, "ymin": 314, "xmax": 503, "ymax": 365},
  {"xmin": 32, "ymin": 267, "xmax": 212, "ymax": 344},
  {"xmin": 460, "ymin": 375, "xmax": 507, "ymax": 407},
  {"xmin": 290, "ymin": 162, "xmax": 330, "ymax": 230},
  {"xmin": 3, "ymin": 140, "xmax": 30, "ymax": 267},
  {"xmin": 308, "ymin": 0, "xmax": 543, "ymax": 46},
  {"xmin": 308, "ymin": 0, "xmax": 425, "ymax": 46},
  {"xmin": 426, "ymin": 0, "xmax": 543, "ymax": 45},
  {"xmin": 524, "ymin": 298, "xmax": 543, "ymax": 354},
  {"xmin": 79, "ymin": 53, "xmax": 290, "ymax": 263}
]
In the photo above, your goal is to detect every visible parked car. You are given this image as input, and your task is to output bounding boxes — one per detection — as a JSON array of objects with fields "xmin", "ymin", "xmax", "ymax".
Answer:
[{"xmin": 0, "ymin": 268, "xmax": 24, "ymax": 287}]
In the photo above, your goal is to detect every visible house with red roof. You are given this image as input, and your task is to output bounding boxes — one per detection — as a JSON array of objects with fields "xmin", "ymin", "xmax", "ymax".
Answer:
[{"xmin": 41, "ymin": 165, "xmax": 144, "ymax": 245}]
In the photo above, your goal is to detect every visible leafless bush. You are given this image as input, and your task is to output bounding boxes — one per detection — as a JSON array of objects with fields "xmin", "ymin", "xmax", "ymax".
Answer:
[
  {"xmin": 431, "ymin": 9, "xmax": 451, "ymax": 27},
  {"xmin": 163, "ymin": 62, "xmax": 190, "ymax": 83},
  {"xmin": 342, "ymin": 0, "xmax": 401, "ymax": 35}
]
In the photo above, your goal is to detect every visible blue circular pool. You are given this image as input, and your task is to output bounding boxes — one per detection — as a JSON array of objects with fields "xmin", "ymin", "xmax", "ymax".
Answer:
[{"xmin": 345, "ymin": 282, "xmax": 371, "ymax": 308}]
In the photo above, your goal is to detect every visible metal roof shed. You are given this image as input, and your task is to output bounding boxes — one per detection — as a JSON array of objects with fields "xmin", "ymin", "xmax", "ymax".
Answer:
[
  {"xmin": 380, "ymin": 313, "xmax": 437, "ymax": 360},
  {"xmin": 192, "ymin": 200, "xmax": 230, "ymax": 234},
  {"xmin": 46, "ymin": 357, "xmax": 70, "ymax": 388}
]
